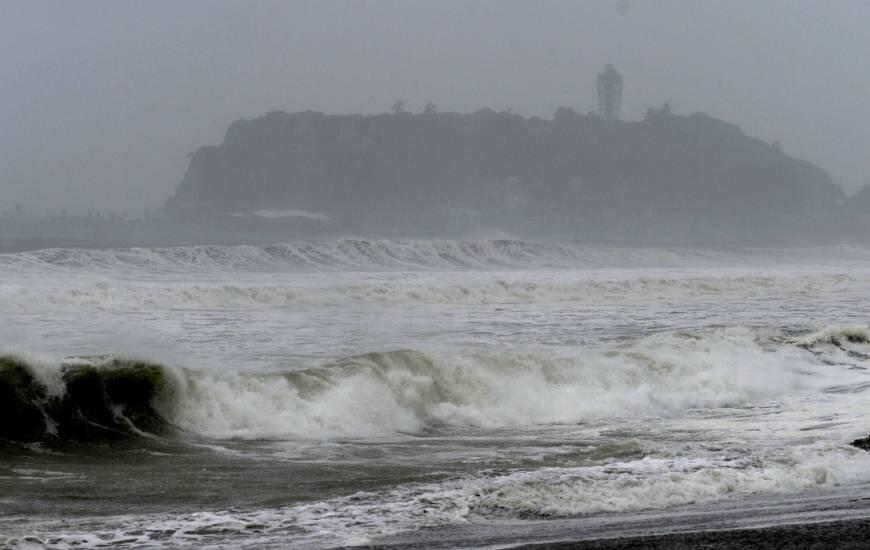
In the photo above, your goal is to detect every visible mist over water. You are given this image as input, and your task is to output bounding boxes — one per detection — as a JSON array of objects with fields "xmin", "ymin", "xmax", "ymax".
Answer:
[
  {"xmin": 3, "ymin": 1, "xmax": 870, "ymax": 217},
  {"xmin": 4, "ymin": 2, "xmax": 870, "ymax": 548}
]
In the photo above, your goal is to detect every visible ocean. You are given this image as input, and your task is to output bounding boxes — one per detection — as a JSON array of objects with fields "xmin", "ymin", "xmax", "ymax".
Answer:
[{"xmin": 3, "ymin": 239, "xmax": 870, "ymax": 548}]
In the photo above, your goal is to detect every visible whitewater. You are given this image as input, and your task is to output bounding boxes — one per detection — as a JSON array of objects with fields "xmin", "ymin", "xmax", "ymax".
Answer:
[{"xmin": 3, "ymin": 239, "xmax": 870, "ymax": 548}]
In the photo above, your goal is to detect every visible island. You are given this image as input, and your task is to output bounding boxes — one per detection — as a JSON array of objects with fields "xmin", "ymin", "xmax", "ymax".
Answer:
[{"xmin": 165, "ymin": 106, "xmax": 849, "ymax": 242}]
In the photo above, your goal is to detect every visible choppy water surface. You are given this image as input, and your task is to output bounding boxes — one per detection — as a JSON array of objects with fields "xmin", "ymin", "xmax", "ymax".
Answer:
[{"xmin": 3, "ymin": 239, "xmax": 870, "ymax": 548}]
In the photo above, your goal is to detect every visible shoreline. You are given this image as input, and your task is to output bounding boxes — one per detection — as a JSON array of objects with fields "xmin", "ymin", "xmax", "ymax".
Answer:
[
  {"xmin": 373, "ymin": 486, "xmax": 870, "ymax": 550},
  {"xmin": 514, "ymin": 517, "xmax": 870, "ymax": 549}
]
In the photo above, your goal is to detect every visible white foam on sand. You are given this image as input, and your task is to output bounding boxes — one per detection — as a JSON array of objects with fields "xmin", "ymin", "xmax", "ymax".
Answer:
[{"xmin": 6, "ymin": 444, "xmax": 869, "ymax": 548}]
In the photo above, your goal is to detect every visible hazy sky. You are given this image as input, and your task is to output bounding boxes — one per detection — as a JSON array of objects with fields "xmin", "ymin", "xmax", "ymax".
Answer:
[{"xmin": 2, "ymin": 0, "xmax": 868, "ymax": 216}]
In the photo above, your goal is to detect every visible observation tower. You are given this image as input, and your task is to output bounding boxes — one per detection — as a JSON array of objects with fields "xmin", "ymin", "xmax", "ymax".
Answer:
[{"xmin": 597, "ymin": 64, "xmax": 623, "ymax": 121}]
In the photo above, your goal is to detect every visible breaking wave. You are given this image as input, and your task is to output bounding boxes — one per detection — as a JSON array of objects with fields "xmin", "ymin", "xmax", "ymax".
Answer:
[
  {"xmin": 0, "ymin": 355, "xmax": 172, "ymax": 442},
  {"xmin": 3, "ymin": 239, "xmax": 870, "ymax": 274},
  {"xmin": 3, "ymin": 325, "xmax": 867, "ymax": 443},
  {"xmin": 0, "ymin": 239, "xmax": 618, "ymax": 273},
  {"xmin": 1, "ymin": 273, "xmax": 863, "ymax": 312}
]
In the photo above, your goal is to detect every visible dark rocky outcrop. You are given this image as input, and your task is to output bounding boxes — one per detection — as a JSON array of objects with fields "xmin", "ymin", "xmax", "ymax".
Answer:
[{"xmin": 165, "ymin": 108, "xmax": 847, "ymax": 241}]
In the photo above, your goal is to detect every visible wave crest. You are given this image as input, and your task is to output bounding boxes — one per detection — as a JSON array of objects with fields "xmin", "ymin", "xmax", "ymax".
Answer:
[
  {"xmin": 3, "ymin": 325, "xmax": 867, "ymax": 443},
  {"xmin": 0, "ymin": 274, "xmax": 861, "ymax": 312},
  {"xmin": 0, "ymin": 239, "xmax": 596, "ymax": 273},
  {"xmin": 5, "ymin": 239, "xmax": 870, "ymax": 274},
  {"xmin": 0, "ymin": 355, "xmax": 174, "ymax": 442}
]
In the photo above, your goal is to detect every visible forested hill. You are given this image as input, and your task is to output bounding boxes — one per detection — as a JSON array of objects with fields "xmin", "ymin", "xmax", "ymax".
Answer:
[{"xmin": 165, "ymin": 107, "xmax": 846, "ymax": 241}]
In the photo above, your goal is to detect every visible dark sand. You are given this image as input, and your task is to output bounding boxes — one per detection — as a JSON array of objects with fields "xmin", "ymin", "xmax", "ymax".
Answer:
[
  {"xmin": 517, "ymin": 518, "xmax": 870, "ymax": 549},
  {"xmin": 374, "ymin": 487, "xmax": 870, "ymax": 550}
]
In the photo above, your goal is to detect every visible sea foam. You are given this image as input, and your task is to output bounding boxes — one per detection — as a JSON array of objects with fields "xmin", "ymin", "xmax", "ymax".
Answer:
[
  {"xmin": 4, "ymin": 239, "xmax": 870, "ymax": 274},
  {"xmin": 4, "ymin": 326, "xmax": 865, "ymax": 442},
  {"xmin": 0, "ymin": 273, "xmax": 864, "ymax": 313}
]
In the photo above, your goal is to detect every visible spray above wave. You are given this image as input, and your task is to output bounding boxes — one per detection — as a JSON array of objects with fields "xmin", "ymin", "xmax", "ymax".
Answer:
[
  {"xmin": 4, "ymin": 239, "xmax": 870, "ymax": 274},
  {"xmin": 3, "ymin": 326, "xmax": 866, "ymax": 443},
  {"xmin": 172, "ymin": 327, "xmax": 866, "ymax": 439}
]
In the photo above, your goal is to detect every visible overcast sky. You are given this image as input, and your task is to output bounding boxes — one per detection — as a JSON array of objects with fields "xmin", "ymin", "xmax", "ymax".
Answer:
[{"xmin": 1, "ymin": 0, "xmax": 868, "ymax": 216}]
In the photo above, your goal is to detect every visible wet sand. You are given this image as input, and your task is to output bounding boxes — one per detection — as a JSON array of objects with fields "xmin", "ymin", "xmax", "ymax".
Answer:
[{"xmin": 518, "ymin": 518, "xmax": 870, "ymax": 549}]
